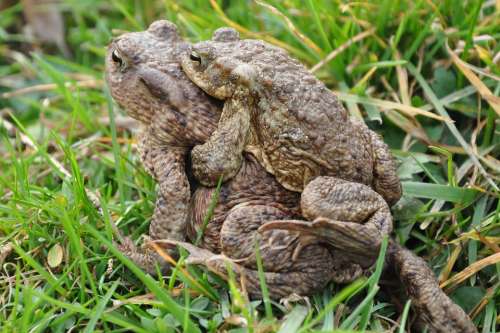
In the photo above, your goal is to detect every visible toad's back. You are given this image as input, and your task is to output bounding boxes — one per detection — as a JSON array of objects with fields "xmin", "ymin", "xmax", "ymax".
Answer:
[{"xmin": 227, "ymin": 40, "xmax": 375, "ymax": 191}]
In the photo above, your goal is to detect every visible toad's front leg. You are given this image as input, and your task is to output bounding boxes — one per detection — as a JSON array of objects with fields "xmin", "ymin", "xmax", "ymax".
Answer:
[
  {"xmin": 259, "ymin": 176, "xmax": 393, "ymax": 268},
  {"xmin": 191, "ymin": 97, "xmax": 250, "ymax": 186},
  {"xmin": 118, "ymin": 130, "xmax": 190, "ymax": 273}
]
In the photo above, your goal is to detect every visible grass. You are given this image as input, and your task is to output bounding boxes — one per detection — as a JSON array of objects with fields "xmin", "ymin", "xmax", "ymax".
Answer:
[{"xmin": 0, "ymin": 0, "xmax": 499, "ymax": 332}]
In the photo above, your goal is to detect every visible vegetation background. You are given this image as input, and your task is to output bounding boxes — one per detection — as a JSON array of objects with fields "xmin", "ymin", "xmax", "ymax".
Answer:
[{"xmin": 0, "ymin": 0, "xmax": 498, "ymax": 332}]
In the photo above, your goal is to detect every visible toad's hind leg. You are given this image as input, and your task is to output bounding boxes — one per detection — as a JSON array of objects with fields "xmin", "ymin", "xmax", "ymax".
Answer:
[
  {"xmin": 259, "ymin": 177, "xmax": 393, "ymax": 268},
  {"xmin": 387, "ymin": 240, "xmax": 477, "ymax": 333},
  {"xmin": 216, "ymin": 204, "xmax": 335, "ymax": 299}
]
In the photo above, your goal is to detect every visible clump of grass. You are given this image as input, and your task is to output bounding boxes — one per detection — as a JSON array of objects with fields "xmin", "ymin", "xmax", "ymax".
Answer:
[{"xmin": 1, "ymin": 1, "xmax": 499, "ymax": 332}]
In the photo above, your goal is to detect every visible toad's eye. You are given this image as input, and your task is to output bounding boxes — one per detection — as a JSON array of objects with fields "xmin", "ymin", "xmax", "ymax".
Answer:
[
  {"xmin": 112, "ymin": 49, "xmax": 123, "ymax": 67},
  {"xmin": 190, "ymin": 51, "xmax": 202, "ymax": 64}
]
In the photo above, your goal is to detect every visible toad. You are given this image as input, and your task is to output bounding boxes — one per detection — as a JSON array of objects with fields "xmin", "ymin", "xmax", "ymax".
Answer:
[
  {"xmin": 105, "ymin": 21, "xmax": 475, "ymax": 333},
  {"xmin": 105, "ymin": 20, "xmax": 364, "ymax": 294},
  {"xmin": 181, "ymin": 28, "xmax": 402, "ymax": 208}
]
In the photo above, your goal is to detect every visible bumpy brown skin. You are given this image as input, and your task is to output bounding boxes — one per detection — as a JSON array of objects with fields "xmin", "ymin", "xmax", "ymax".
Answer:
[
  {"xmin": 104, "ymin": 20, "xmax": 345, "ymax": 295},
  {"xmin": 180, "ymin": 28, "xmax": 402, "ymax": 206},
  {"xmin": 260, "ymin": 179, "xmax": 476, "ymax": 332},
  {"xmin": 260, "ymin": 176, "xmax": 393, "ymax": 266},
  {"xmin": 387, "ymin": 241, "xmax": 477, "ymax": 333},
  {"xmin": 105, "ymin": 20, "xmax": 221, "ymax": 267},
  {"xmin": 105, "ymin": 21, "xmax": 475, "ymax": 331}
]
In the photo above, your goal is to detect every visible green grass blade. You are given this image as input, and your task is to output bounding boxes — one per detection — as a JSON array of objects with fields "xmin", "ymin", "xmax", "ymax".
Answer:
[
  {"xmin": 398, "ymin": 300, "xmax": 412, "ymax": 333},
  {"xmin": 83, "ymin": 280, "xmax": 120, "ymax": 333},
  {"xmin": 83, "ymin": 224, "xmax": 201, "ymax": 333},
  {"xmin": 306, "ymin": 0, "xmax": 331, "ymax": 52},
  {"xmin": 299, "ymin": 278, "xmax": 366, "ymax": 332},
  {"xmin": 29, "ymin": 287, "xmax": 148, "ymax": 333},
  {"xmin": 340, "ymin": 285, "xmax": 380, "ymax": 330},
  {"xmin": 195, "ymin": 176, "xmax": 223, "ymax": 245},
  {"xmin": 402, "ymin": 181, "xmax": 478, "ymax": 203},
  {"xmin": 254, "ymin": 239, "xmax": 273, "ymax": 320},
  {"xmin": 278, "ymin": 305, "xmax": 308, "ymax": 333}
]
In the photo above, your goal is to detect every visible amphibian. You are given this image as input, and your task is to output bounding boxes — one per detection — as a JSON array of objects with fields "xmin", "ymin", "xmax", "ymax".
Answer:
[
  {"xmin": 105, "ymin": 21, "xmax": 475, "ymax": 333},
  {"xmin": 181, "ymin": 28, "xmax": 402, "ymax": 206},
  {"xmin": 105, "ymin": 20, "xmax": 360, "ymax": 294},
  {"xmin": 106, "ymin": 20, "xmax": 221, "ymax": 268}
]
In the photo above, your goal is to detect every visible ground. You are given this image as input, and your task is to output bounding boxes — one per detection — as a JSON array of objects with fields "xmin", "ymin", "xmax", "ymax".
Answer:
[{"xmin": 0, "ymin": 1, "xmax": 499, "ymax": 332}]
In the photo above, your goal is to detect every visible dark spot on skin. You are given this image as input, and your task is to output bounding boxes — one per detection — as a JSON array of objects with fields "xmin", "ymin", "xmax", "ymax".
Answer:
[
  {"xmin": 132, "ymin": 54, "xmax": 141, "ymax": 63},
  {"xmin": 169, "ymin": 105, "xmax": 187, "ymax": 128},
  {"xmin": 218, "ymin": 187, "xmax": 230, "ymax": 202}
]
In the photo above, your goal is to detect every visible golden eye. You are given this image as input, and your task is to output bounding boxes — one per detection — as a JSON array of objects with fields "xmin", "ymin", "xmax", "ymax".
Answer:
[
  {"xmin": 190, "ymin": 51, "xmax": 201, "ymax": 64},
  {"xmin": 111, "ymin": 49, "xmax": 123, "ymax": 67}
]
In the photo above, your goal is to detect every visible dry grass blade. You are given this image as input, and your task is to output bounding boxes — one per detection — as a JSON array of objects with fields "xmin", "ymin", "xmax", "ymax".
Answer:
[
  {"xmin": 147, "ymin": 241, "xmax": 178, "ymax": 266},
  {"xmin": 255, "ymin": 0, "xmax": 322, "ymax": 55},
  {"xmin": 2, "ymin": 79, "xmax": 103, "ymax": 98},
  {"xmin": 352, "ymin": 67, "xmax": 377, "ymax": 91},
  {"xmin": 476, "ymin": 230, "xmax": 500, "ymax": 253},
  {"xmin": 311, "ymin": 28, "xmax": 375, "ymax": 73},
  {"xmin": 147, "ymin": 240, "xmax": 216, "ymax": 300},
  {"xmin": 334, "ymin": 91, "xmax": 450, "ymax": 121},
  {"xmin": 469, "ymin": 281, "xmax": 500, "ymax": 320},
  {"xmin": 393, "ymin": 48, "xmax": 411, "ymax": 106},
  {"xmin": 209, "ymin": 0, "xmax": 301, "ymax": 55},
  {"xmin": 450, "ymin": 232, "xmax": 500, "ymax": 245},
  {"xmin": 446, "ymin": 41, "xmax": 500, "ymax": 117},
  {"xmin": 438, "ymin": 244, "xmax": 462, "ymax": 283},
  {"xmin": 440, "ymin": 252, "xmax": 500, "ymax": 289}
]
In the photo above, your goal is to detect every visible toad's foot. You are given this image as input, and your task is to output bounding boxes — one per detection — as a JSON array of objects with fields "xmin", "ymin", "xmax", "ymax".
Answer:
[
  {"xmin": 218, "ymin": 204, "xmax": 339, "ymax": 299},
  {"xmin": 115, "ymin": 236, "xmax": 171, "ymax": 275},
  {"xmin": 151, "ymin": 239, "xmax": 219, "ymax": 265},
  {"xmin": 260, "ymin": 176, "xmax": 393, "ymax": 268},
  {"xmin": 258, "ymin": 218, "xmax": 380, "ymax": 268},
  {"xmin": 157, "ymin": 205, "xmax": 338, "ymax": 300}
]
